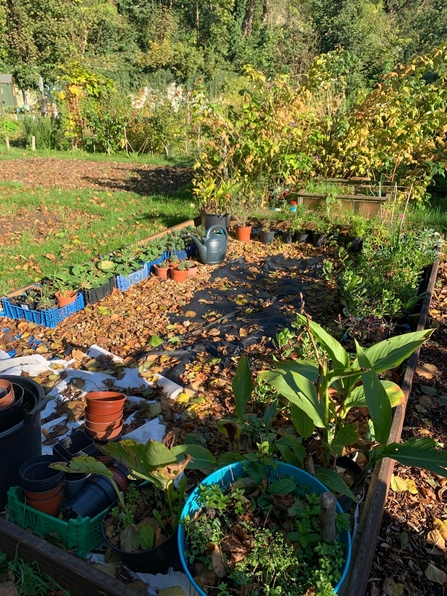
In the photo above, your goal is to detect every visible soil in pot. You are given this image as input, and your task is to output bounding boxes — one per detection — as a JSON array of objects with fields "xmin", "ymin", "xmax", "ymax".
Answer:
[{"xmin": 103, "ymin": 483, "xmax": 182, "ymax": 574}]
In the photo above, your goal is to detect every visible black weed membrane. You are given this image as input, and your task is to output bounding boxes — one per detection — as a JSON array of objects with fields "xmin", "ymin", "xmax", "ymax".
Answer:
[{"xmin": 141, "ymin": 254, "xmax": 335, "ymax": 382}]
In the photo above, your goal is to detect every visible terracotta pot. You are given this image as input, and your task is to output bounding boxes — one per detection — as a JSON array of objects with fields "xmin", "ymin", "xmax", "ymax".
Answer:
[
  {"xmin": 85, "ymin": 391, "xmax": 126, "ymax": 419},
  {"xmin": 23, "ymin": 483, "xmax": 64, "ymax": 517},
  {"xmin": 85, "ymin": 408, "xmax": 124, "ymax": 424},
  {"xmin": 85, "ymin": 421, "xmax": 124, "ymax": 441},
  {"xmin": 186, "ymin": 264, "xmax": 198, "ymax": 278},
  {"xmin": 0, "ymin": 379, "xmax": 14, "ymax": 411},
  {"xmin": 170, "ymin": 268, "xmax": 188, "ymax": 282},
  {"xmin": 235, "ymin": 225, "xmax": 252, "ymax": 242},
  {"xmin": 55, "ymin": 290, "xmax": 78, "ymax": 308},
  {"xmin": 154, "ymin": 264, "xmax": 170, "ymax": 279},
  {"xmin": 85, "ymin": 418, "xmax": 123, "ymax": 434}
]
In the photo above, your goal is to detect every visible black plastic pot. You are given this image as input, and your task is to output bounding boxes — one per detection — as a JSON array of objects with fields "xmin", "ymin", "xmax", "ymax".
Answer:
[
  {"xmin": 336, "ymin": 456, "xmax": 365, "ymax": 513},
  {"xmin": 64, "ymin": 473, "xmax": 91, "ymax": 501},
  {"xmin": 260, "ymin": 230, "xmax": 275, "ymax": 245},
  {"xmin": 0, "ymin": 375, "xmax": 48, "ymax": 510},
  {"xmin": 64, "ymin": 475, "xmax": 117, "ymax": 519},
  {"xmin": 281, "ymin": 230, "xmax": 294, "ymax": 244},
  {"xmin": 19, "ymin": 455, "xmax": 65, "ymax": 493},
  {"xmin": 103, "ymin": 507, "xmax": 181, "ymax": 573},
  {"xmin": 312, "ymin": 232, "xmax": 326, "ymax": 247},
  {"xmin": 200, "ymin": 211, "xmax": 231, "ymax": 230},
  {"xmin": 0, "ymin": 383, "xmax": 25, "ymax": 432},
  {"xmin": 82, "ymin": 277, "xmax": 116, "ymax": 306},
  {"xmin": 53, "ymin": 430, "xmax": 98, "ymax": 461},
  {"xmin": 295, "ymin": 231, "xmax": 310, "ymax": 243}
]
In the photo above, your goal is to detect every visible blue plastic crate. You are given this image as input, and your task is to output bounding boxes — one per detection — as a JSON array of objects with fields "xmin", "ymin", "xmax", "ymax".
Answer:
[
  {"xmin": 115, "ymin": 263, "xmax": 149, "ymax": 291},
  {"xmin": 1, "ymin": 292, "xmax": 85, "ymax": 328}
]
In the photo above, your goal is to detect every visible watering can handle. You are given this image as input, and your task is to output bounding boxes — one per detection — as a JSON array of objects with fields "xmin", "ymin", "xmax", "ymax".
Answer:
[{"xmin": 205, "ymin": 225, "xmax": 228, "ymax": 238}]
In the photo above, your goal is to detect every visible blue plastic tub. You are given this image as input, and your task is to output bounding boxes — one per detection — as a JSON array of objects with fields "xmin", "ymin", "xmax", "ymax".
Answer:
[
  {"xmin": 1, "ymin": 292, "xmax": 85, "ymax": 328},
  {"xmin": 178, "ymin": 461, "xmax": 352, "ymax": 595},
  {"xmin": 115, "ymin": 263, "xmax": 149, "ymax": 291}
]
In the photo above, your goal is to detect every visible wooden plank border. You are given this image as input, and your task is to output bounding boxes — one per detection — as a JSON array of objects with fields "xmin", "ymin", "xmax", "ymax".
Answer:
[
  {"xmin": 339, "ymin": 254, "xmax": 441, "ymax": 596},
  {"xmin": 0, "ymin": 517, "xmax": 142, "ymax": 596}
]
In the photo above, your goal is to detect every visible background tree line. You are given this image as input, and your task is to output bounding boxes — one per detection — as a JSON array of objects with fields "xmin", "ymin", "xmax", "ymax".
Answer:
[{"xmin": 1, "ymin": 0, "xmax": 446, "ymax": 94}]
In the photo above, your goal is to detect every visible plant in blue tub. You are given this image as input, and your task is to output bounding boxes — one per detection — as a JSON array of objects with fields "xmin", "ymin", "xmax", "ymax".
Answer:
[{"xmin": 179, "ymin": 461, "xmax": 351, "ymax": 596}]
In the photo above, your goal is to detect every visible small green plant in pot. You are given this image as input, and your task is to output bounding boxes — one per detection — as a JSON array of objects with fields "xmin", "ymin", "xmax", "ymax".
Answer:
[{"xmin": 52, "ymin": 439, "xmax": 216, "ymax": 573}]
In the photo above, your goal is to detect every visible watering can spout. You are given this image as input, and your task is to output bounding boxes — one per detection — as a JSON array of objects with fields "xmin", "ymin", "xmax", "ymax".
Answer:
[{"xmin": 188, "ymin": 225, "xmax": 229, "ymax": 265}]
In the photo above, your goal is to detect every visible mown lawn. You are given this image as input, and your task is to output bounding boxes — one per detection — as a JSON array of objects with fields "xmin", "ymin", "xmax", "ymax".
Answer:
[{"xmin": 0, "ymin": 180, "xmax": 195, "ymax": 295}]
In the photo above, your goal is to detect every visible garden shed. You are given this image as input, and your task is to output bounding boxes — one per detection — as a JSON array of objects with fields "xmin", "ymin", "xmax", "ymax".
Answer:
[{"xmin": 0, "ymin": 74, "xmax": 18, "ymax": 109}]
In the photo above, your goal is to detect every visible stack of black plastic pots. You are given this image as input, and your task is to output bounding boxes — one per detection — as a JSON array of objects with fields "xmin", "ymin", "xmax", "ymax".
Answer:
[
  {"xmin": 52, "ymin": 430, "xmax": 130, "ymax": 519},
  {"xmin": 53, "ymin": 430, "xmax": 100, "ymax": 501},
  {"xmin": 0, "ymin": 375, "xmax": 48, "ymax": 510}
]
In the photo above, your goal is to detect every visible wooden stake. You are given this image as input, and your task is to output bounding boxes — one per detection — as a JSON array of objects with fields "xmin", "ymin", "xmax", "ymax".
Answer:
[
  {"xmin": 5, "ymin": 136, "xmax": 10, "ymax": 152},
  {"xmin": 31, "ymin": 136, "xmax": 36, "ymax": 151},
  {"xmin": 320, "ymin": 491, "xmax": 337, "ymax": 543}
]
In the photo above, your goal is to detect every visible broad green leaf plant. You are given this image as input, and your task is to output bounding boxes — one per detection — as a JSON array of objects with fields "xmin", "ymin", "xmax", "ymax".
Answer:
[{"xmin": 259, "ymin": 314, "xmax": 446, "ymax": 496}]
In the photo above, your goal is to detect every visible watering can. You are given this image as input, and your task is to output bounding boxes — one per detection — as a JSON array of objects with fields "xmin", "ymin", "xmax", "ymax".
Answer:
[{"xmin": 189, "ymin": 225, "xmax": 228, "ymax": 265}]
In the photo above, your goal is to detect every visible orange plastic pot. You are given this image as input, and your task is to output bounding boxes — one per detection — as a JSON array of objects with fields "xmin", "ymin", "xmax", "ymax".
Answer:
[
  {"xmin": 235, "ymin": 225, "xmax": 252, "ymax": 242},
  {"xmin": 55, "ymin": 290, "xmax": 78, "ymax": 308},
  {"xmin": 0, "ymin": 379, "xmax": 14, "ymax": 411},
  {"xmin": 24, "ymin": 483, "xmax": 64, "ymax": 517},
  {"xmin": 170, "ymin": 268, "xmax": 188, "ymax": 282},
  {"xmin": 85, "ymin": 391, "xmax": 126, "ymax": 418},
  {"xmin": 186, "ymin": 265, "xmax": 198, "ymax": 278},
  {"xmin": 154, "ymin": 264, "xmax": 170, "ymax": 279},
  {"xmin": 85, "ymin": 421, "xmax": 123, "ymax": 441},
  {"xmin": 85, "ymin": 418, "xmax": 123, "ymax": 433}
]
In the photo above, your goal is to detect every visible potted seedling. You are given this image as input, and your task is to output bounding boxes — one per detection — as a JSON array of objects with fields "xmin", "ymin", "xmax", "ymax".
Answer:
[
  {"xmin": 171, "ymin": 260, "xmax": 188, "ymax": 282},
  {"xmin": 52, "ymin": 439, "xmax": 215, "ymax": 574},
  {"xmin": 153, "ymin": 260, "xmax": 170, "ymax": 279}
]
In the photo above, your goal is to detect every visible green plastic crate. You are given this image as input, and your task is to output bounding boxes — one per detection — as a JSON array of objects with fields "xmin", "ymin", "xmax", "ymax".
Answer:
[{"xmin": 7, "ymin": 486, "xmax": 107, "ymax": 557}]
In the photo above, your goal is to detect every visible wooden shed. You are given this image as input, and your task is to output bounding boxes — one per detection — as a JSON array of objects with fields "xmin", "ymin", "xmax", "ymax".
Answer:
[{"xmin": 0, "ymin": 74, "xmax": 18, "ymax": 109}]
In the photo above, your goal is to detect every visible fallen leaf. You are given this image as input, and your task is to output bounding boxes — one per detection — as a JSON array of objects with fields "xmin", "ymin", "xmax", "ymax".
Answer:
[
  {"xmin": 383, "ymin": 577, "xmax": 404, "ymax": 596},
  {"xmin": 425, "ymin": 563, "xmax": 447, "ymax": 584},
  {"xmin": 211, "ymin": 545, "xmax": 227, "ymax": 578},
  {"xmin": 433, "ymin": 518, "xmax": 447, "ymax": 541},
  {"xmin": 390, "ymin": 475, "xmax": 408, "ymax": 493},
  {"xmin": 158, "ymin": 588, "xmax": 187, "ymax": 596},
  {"xmin": 427, "ymin": 529, "xmax": 445, "ymax": 551}
]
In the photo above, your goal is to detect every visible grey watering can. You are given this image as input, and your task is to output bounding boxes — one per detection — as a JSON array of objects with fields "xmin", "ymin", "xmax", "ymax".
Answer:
[{"xmin": 189, "ymin": 225, "xmax": 228, "ymax": 265}]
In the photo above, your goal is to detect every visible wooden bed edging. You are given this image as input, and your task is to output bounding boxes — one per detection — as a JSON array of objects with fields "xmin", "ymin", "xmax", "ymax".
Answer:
[
  {"xmin": 0, "ymin": 516, "xmax": 143, "ymax": 596},
  {"xmin": 339, "ymin": 255, "xmax": 441, "ymax": 596}
]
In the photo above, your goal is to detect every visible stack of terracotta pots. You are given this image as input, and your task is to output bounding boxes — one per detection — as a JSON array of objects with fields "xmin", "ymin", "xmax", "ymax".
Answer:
[{"xmin": 84, "ymin": 391, "xmax": 126, "ymax": 442}]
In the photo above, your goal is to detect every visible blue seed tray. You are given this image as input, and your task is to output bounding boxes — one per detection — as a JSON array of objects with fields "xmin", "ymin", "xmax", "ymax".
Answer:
[
  {"xmin": 115, "ymin": 263, "xmax": 149, "ymax": 291},
  {"xmin": 1, "ymin": 292, "xmax": 85, "ymax": 328}
]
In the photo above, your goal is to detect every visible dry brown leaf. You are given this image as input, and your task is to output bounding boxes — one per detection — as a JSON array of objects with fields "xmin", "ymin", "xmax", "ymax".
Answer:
[
  {"xmin": 433, "ymin": 518, "xmax": 447, "ymax": 541},
  {"xmin": 210, "ymin": 545, "xmax": 227, "ymax": 578},
  {"xmin": 427, "ymin": 529, "xmax": 446, "ymax": 551}
]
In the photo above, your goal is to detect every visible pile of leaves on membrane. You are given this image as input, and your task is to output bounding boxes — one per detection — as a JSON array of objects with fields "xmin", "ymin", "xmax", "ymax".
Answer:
[{"xmin": 183, "ymin": 464, "xmax": 350, "ymax": 596}]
